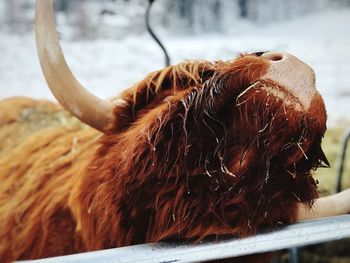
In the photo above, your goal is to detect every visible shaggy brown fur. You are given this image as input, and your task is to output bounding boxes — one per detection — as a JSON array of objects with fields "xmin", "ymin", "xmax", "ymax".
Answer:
[{"xmin": 0, "ymin": 54, "xmax": 327, "ymax": 263}]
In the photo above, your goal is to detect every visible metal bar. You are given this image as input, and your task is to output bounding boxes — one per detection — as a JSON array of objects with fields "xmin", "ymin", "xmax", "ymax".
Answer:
[
  {"xmin": 288, "ymin": 247, "xmax": 299, "ymax": 263},
  {"xmin": 335, "ymin": 128, "xmax": 350, "ymax": 193},
  {"xmin": 18, "ymin": 215, "xmax": 350, "ymax": 263}
]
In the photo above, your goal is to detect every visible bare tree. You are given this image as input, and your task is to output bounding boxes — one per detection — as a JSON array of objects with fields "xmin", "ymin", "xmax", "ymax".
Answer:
[
  {"xmin": 5, "ymin": 1, "xmax": 16, "ymax": 26},
  {"xmin": 56, "ymin": 0, "xmax": 70, "ymax": 13},
  {"xmin": 74, "ymin": 0, "xmax": 90, "ymax": 38}
]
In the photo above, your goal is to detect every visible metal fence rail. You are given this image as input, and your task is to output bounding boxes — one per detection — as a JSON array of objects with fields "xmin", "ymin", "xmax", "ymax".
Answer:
[
  {"xmin": 335, "ymin": 128, "xmax": 350, "ymax": 193},
  {"xmin": 18, "ymin": 214, "xmax": 350, "ymax": 263}
]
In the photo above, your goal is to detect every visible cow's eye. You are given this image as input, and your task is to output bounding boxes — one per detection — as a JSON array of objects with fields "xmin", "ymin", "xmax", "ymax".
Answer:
[{"xmin": 252, "ymin": 52, "xmax": 268, "ymax": 57}]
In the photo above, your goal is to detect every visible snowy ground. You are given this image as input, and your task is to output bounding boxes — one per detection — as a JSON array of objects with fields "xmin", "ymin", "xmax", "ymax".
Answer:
[{"xmin": 0, "ymin": 8, "xmax": 349, "ymax": 126}]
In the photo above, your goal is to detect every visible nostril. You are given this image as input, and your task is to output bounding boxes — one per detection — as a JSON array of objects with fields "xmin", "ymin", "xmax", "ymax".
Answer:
[
  {"xmin": 270, "ymin": 54, "xmax": 283, "ymax": 61},
  {"xmin": 262, "ymin": 52, "xmax": 285, "ymax": 62}
]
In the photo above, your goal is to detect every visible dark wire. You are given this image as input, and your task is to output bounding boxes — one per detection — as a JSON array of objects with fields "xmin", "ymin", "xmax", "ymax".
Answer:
[{"xmin": 145, "ymin": 0, "xmax": 171, "ymax": 67}]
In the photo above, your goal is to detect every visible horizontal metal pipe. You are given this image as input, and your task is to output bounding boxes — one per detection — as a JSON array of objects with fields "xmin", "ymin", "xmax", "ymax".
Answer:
[{"xmin": 18, "ymin": 215, "xmax": 350, "ymax": 263}]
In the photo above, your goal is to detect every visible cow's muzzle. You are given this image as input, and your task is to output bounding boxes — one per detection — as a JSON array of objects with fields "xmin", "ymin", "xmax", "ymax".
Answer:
[{"xmin": 261, "ymin": 52, "xmax": 317, "ymax": 112}]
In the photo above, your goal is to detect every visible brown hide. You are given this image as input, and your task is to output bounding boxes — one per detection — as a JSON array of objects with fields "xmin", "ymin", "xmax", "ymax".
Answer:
[
  {"xmin": 0, "ymin": 54, "xmax": 327, "ymax": 263},
  {"xmin": 0, "ymin": 98, "xmax": 98, "ymax": 261}
]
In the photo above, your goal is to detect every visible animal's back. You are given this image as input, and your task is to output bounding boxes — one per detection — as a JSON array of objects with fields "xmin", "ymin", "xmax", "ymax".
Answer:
[{"xmin": 0, "ymin": 97, "xmax": 100, "ymax": 262}]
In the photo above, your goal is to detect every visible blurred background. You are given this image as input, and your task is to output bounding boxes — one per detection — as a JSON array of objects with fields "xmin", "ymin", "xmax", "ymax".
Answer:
[
  {"xmin": 0, "ymin": 0, "xmax": 350, "ymax": 127},
  {"xmin": 0, "ymin": 1, "xmax": 350, "ymax": 262}
]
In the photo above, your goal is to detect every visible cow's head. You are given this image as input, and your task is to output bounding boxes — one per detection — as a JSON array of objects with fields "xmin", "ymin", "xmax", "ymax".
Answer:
[{"xmin": 36, "ymin": 0, "xmax": 329, "ymax": 241}]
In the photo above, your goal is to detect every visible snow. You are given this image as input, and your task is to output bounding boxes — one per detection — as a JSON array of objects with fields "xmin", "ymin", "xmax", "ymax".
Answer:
[{"xmin": 0, "ymin": 7, "xmax": 349, "ymax": 126}]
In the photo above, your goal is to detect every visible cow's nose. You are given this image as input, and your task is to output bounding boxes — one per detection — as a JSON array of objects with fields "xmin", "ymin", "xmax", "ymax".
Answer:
[{"xmin": 261, "ymin": 52, "xmax": 317, "ymax": 111}]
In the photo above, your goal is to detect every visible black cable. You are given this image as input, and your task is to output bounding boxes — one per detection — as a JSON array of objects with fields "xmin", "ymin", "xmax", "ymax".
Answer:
[{"xmin": 145, "ymin": 0, "xmax": 170, "ymax": 67}]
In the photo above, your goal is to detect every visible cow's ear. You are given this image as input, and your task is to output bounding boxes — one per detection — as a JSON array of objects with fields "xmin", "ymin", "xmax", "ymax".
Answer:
[
  {"xmin": 106, "ymin": 68, "xmax": 176, "ymax": 130},
  {"xmin": 113, "ymin": 69, "xmax": 172, "ymax": 120},
  {"xmin": 113, "ymin": 63, "xmax": 216, "ymax": 126}
]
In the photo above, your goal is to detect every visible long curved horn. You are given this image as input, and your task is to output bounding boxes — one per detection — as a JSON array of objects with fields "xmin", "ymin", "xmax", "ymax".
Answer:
[{"xmin": 35, "ymin": 0, "xmax": 115, "ymax": 132}]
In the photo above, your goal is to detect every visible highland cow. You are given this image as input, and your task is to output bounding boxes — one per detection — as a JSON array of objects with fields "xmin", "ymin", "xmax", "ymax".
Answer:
[{"xmin": 1, "ymin": 1, "xmax": 350, "ymax": 263}]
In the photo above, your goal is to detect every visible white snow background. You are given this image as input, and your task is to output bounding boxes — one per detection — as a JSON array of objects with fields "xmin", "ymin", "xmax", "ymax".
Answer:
[{"xmin": 0, "ymin": 7, "xmax": 349, "ymax": 126}]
